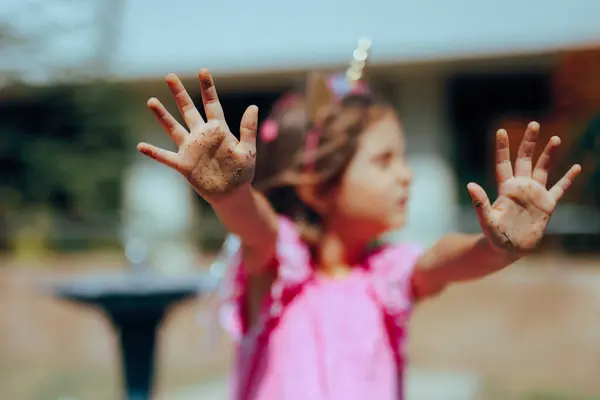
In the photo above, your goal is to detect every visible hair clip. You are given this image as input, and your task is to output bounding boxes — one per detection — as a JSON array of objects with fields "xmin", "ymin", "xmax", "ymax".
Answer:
[{"xmin": 259, "ymin": 120, "xmax": 279, "ymax": 143}]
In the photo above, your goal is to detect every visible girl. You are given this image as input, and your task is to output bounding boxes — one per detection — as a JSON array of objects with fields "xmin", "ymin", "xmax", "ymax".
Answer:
[{"xmin": 137, "ymin": 58, "xmax": 581, "ymax": 399}]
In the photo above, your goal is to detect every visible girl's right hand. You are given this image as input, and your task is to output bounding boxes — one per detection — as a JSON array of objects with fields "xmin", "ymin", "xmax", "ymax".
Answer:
[{"xmin": 137, "ymin": 69, "xmax": 258, "ymax": 202}]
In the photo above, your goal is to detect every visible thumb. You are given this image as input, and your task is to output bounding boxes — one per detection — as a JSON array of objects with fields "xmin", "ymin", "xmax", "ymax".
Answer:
[
  {"xmin": 239, "ymin": 105, "xmax": 258, "ymax": 149},
  {"xmin": 467, "ymin": 182, "xmax": 492, "ymax": 228}
]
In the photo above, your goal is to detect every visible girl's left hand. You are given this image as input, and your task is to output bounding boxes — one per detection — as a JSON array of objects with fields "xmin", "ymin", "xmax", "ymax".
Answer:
[{"xmin": 468, "ymin": 121, "xmax": 581, "ymax": 254}]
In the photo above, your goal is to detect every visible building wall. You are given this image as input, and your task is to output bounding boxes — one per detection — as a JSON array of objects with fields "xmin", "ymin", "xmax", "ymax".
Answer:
[{"xmin": 391, "ymin": 70, "xmax": 459, "ymax": 246}]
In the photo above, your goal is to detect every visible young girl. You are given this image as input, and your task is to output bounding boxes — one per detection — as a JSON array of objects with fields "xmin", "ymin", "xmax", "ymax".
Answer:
[{"xmin": 137, "ymin": 54, "xmax": 581, "ymax": 399}]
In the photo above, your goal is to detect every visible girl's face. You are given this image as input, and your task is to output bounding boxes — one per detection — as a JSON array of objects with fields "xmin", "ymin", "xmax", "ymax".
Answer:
[{"xmin": 326, "ymin": 111, "xmax": 412, "ymax": 243}]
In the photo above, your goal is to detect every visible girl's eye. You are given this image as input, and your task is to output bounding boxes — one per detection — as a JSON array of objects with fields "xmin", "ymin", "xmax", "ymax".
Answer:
[{"xmin": 373, "ymin": 151, "xmax": 393, "ymax": 168}]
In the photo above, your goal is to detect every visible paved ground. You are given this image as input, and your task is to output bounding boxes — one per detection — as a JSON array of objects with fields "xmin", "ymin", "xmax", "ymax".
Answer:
[
  {"xmin": 2, "ymin": 253, "xmax": 600, "ymax": 399},
  {"xmin": 164, "ymin": 369, "xmax": 482, "ymax": 400}
]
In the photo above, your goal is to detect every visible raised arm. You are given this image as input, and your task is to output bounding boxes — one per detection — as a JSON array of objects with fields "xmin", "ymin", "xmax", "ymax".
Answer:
[
  {"xmin": 137, "ymin": 69, "xmax": 278, "ymax": 273},
  {"xmin": 412, "ymin": 122, "xmax": 581, "ymax": 299}
]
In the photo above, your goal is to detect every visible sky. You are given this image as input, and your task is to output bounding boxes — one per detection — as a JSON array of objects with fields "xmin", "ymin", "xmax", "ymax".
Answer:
[{"xmin": 2, "ymin": 0, "xmax": 600, "ymax": 84}]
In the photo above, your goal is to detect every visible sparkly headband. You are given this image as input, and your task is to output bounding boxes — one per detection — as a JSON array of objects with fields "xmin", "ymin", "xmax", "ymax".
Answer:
[
  {"xmin": 259, "ymin": 38, "xmax": 372, "ymax": 148},
  {"xmin": 303, "ymin": 38, "xmax": 372, "ymax": 171}
]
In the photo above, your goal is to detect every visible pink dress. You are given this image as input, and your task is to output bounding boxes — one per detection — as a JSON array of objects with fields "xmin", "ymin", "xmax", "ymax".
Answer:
[{"xmin": 220, "ymin": 217, "xmax": 423, "ymax": 400}]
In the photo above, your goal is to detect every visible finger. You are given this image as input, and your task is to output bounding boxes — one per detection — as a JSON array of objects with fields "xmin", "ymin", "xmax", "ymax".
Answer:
[
  {"xmin": 549, "ymin": 164, "xmax": 582, "ymax": 202},
  {"xmin": 514, "ymin": 121, "xmax": 540, "ymax": 177},
  {"xmin": 198, "ymin": 69, "xmax": 226, "ymax": 121},
  {"xmin": 467, "ymin": 182, "xmax": 492, "ymax": 227},
  {"xmin": 147, "ymin": 97, "xmax": 187, "ymax": 146},
  {"xmin": 165, "ymin": 73, "xmax": 204, "ymax": 129},
  {"xmin": 532, "ymin": 136, "xmax": 561, "ymax": 186},
  {"xmin": 495, "ymin": 129, "xmax": 513, "ymax": 186},
  {"xmin": 137, "ymin": 142, "xmax": 180, "ymax": 170},
  {"xmin": 239, "ymin": 105, "xmax": 258, "ymax": 149}
]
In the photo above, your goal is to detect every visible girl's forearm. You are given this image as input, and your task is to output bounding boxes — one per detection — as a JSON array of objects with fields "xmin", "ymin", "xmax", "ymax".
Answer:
[
  {"xmin": 209, "ymin": 184, "xmax": 278, "ymax": 273},
  {"xmin": 412, "ymin": 233, "xmax": 520, "ymax": 299}
]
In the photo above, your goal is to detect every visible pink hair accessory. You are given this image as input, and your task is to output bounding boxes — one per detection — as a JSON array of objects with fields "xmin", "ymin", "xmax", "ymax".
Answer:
[
  {"xmin": 303, "ymin": 128, "xmax": 320, "ymax": 171},
  {"xmin": 259, "ymin": 119, "xmax": 279, "ymax": 143}
]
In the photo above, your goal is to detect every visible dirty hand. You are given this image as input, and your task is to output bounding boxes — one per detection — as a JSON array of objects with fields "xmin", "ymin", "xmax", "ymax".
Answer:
[
  {"xmin": 468, "ymin": 122, "xmax": 581, "ymax": 254},
  {"xmin": 137, "ymin": 69, "xmax": 258, "ymax": 201}
]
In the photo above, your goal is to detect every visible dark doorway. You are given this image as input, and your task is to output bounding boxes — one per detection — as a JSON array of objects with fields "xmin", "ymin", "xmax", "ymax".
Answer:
[{"xmin": 446, "ymin": 71, "xmax": 553, "ymax": 204}]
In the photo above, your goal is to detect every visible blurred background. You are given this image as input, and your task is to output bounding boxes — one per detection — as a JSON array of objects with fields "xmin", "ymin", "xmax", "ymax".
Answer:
[{"xmin": 1, "ymin": 0, "xmax": 600, "ymax": 399}]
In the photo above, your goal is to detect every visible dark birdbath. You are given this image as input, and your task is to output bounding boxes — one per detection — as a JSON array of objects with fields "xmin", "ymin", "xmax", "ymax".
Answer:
[{"xmin": 49, "ymin": 272, "xmax": 219, "ymax": 400}]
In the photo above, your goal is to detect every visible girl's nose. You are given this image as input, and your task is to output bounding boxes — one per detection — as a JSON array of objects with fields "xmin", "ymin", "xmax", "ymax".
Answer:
[{"xmin": 399, "ymin": 166, "xmax": 412, "ymax": 186}]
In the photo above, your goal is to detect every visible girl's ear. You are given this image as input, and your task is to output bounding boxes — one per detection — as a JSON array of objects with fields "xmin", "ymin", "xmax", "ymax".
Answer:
[{"xmin": 296, "ymin": 182, "xmax": 330, "ymax": 215}]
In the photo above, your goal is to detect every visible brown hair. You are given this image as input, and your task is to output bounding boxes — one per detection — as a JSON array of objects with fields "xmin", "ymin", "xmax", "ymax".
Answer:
[{"xmin": 254, "ymin": 91, "xmax": 394, "ymax": 246}]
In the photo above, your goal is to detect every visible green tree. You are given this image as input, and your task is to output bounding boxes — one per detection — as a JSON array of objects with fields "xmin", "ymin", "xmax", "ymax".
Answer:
[
  {"xmin": 0, "ymin": 0, "xmax": 129, "ymax": 255},
  {"xmin": 0, "ymin": 83, "xmax": 133, "ymax": 253}
]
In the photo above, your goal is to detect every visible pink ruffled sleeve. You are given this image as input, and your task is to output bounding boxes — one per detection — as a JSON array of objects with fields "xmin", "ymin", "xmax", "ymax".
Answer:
[
  {"xmin": 369, "ymin": 243, "xmax": 424, "ymax": 317},
  {"xmin": 219, "ymin": 217, "xmax": 313, "ymax": 341},
  {"xmin": 368, "ymin": 242, "xmax": 424, "ymax": 363}
]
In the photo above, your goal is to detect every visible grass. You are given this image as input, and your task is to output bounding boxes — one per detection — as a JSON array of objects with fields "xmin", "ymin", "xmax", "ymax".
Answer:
[
  {"xmin": 523, "ymin": 393, "xmax": 600, "ymax": 400},
  {"xmin": 0, "ymin": 360, "xmax": 229, "ymax": 400}
]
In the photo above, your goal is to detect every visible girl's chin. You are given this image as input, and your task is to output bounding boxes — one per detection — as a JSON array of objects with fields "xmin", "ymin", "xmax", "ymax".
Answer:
[{"xmin": 388, "ymin": 214, "xmax": 406, "ymax": 230}]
